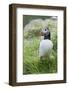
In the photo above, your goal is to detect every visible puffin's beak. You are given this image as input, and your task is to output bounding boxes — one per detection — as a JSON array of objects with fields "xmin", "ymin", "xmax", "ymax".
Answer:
[{"xmin": 40, "ymin": 31, "xmax": 44, "ymax": 36}]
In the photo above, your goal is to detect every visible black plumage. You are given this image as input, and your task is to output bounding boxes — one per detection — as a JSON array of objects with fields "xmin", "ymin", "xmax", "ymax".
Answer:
[{"xmin": 44, "ymin": 29, "xmax": 51, "ymax": 40}]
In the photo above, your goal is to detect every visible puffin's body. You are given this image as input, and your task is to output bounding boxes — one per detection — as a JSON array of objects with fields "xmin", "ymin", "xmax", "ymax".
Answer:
[
  {"xmin": 39, "ymin": 28, "xmax": 53, "ymax": 58},
  {"xmin": 39, "ymin": 39, "xmax": 53, "ymax": 57}
]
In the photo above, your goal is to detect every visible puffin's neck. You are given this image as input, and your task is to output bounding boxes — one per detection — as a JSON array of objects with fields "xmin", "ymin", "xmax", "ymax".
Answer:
[
  {"xmin": 40, "ymin": 36, "xmax": 50, "ymax": 40},
  {"xmin": 44, "ymin": 32, "xmax": 50, "ymax": 40},
  {"xmin": 44, "ymin": 36, "xmax": 50, "ymax": 40}
]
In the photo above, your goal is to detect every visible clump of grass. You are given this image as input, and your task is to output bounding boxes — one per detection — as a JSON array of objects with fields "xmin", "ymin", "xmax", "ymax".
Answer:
[{"xmin": 23, "ymin": 37, "xmax": 57, "ymax": 74}]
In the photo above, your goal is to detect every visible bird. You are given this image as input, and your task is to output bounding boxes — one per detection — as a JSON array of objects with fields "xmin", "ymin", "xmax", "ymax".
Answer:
[{"xmin": 39, "ymin": 28, "xmax": 53, "ymax": 60}]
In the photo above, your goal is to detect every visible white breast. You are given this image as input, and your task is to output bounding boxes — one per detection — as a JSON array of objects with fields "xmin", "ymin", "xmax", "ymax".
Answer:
[{"xmin": 39, "ymin": 39, "xmax": 53, "ymax": 57}]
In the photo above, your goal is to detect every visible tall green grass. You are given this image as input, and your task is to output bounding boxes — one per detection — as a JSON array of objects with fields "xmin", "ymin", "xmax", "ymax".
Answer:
[{"xmin": 23, "ymin": 37, "xmax": 57, "ymax": 74}]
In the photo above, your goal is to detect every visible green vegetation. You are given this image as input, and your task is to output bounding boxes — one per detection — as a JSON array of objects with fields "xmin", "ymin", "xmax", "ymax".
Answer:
[{"xmin": 23, "ymin": 15, "xmax": 57, "ymax": 74}]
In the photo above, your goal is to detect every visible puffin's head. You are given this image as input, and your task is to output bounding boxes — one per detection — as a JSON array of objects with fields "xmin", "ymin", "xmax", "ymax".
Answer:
[{"xmin": 40, "ymin": 28, "xmax": 51, "ymax": 40}]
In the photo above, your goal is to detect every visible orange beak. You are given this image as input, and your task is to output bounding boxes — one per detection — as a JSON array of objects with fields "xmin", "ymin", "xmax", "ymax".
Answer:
[{"xmin": 40, "ymin": 32, "xmax": 44, "ymax": 36}]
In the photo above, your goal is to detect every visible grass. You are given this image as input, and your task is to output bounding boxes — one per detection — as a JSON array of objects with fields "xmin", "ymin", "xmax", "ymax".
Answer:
[{"xmin": 23, "ymin": 37, "xmax": 57, "ymax": 75}]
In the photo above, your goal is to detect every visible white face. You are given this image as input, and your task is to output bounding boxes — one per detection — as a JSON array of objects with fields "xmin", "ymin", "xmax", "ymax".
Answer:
[{"xmin": 42, "ymin": 29, "xmax": 49, "ymax": 35}]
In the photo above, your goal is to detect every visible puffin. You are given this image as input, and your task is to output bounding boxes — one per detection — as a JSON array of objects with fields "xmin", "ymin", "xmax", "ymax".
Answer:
[{"xmin": 39, "ymin": 28, "xmax": 53, "ymax": 60}]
